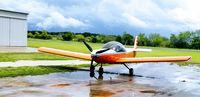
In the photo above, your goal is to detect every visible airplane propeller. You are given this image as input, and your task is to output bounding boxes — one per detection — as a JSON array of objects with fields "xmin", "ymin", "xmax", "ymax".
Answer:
[{"xmin": 83, "ymin": 40, "xmax": 93, "ymax": 52}]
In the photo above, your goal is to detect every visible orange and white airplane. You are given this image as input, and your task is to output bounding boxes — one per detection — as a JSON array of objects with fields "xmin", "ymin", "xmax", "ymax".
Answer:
[{"xmin": 38, "ymin": 36, "xmax": 191, "ymax": 77}]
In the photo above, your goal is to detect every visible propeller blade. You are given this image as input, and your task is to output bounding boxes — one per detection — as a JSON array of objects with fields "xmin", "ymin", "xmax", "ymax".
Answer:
[
  {"xmin": 96, "ymin": 48, "xmax": 110, "ymax": 54},
  {"xmin": 83, "ymin": 40, "xmax": 93, "ymax": 52}
]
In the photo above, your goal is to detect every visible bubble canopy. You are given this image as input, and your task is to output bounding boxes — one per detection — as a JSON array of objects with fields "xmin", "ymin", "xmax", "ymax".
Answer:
[{"xmin": 102, "ymin": 41, "xmax": 126, "ymax": 52}]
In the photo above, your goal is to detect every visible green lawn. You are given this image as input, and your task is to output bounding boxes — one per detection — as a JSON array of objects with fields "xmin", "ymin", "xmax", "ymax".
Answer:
[
  {"xmin": 0, "ymin": 38, "xmax": 199, "ymax": 64},
  {"xmin": 0, "ymin": 38, "xmax": 199, "ymax": 77},
  {"xmin": 0, "ymin": 65, "xmax": 88, "ymax": 78},
  {"xmin": 28, "ymin": 38, "xmax": 102, "ymax": 53}
]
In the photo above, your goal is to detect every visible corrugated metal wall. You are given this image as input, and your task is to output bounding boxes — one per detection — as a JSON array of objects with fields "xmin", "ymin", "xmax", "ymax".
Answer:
[
  {"xmin": 0, "ymin": 17, "xmax": 9, "ymax": 46},
  {"xmin": 0, "ymin": 10, "xmax": 27, "ymax": 47},
  {"xmin": 10, "ymin": 19, "xmax": 27, "ymax": 46}
]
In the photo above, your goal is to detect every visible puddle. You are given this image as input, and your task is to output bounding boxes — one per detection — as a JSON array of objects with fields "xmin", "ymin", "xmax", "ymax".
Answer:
[{"xmin": 0, "ymin": 62, "xmax": 200, "ymax": 97}]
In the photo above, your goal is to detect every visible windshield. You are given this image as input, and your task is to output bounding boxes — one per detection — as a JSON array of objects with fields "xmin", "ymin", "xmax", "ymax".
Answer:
[{"xmin": 103, "ymin": 41, "xmax": 126, "ymax": 52}]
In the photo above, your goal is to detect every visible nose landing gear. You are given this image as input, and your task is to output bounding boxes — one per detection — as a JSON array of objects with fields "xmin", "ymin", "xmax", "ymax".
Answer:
[{"xmin": 90, "ymin": 61, "xmax": 104, "ymax": 78}]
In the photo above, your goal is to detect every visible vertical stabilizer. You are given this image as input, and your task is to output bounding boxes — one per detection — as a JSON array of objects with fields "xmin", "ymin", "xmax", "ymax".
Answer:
[{"xmin": 133, "ymin": 36, "xmax": 138, "ymax": 49}]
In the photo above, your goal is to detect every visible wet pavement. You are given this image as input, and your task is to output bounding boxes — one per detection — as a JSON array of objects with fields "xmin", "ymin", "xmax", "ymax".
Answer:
[{"xmin": 0, "ymin": 62, "xmax": 200, "ymax": 97}]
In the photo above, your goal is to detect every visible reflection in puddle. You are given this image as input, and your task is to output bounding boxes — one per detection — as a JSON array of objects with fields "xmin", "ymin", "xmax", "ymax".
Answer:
[
  {"xmin": 0, "ymin": 63, "xmax": 200, "ymax": 97},
  {"xmin": 90, "ymin": 89, "xmax": 115, "ymax": 97},
  {"xmin": 50, "ymin": 83, "xmax": 70, "ymax": 88}
]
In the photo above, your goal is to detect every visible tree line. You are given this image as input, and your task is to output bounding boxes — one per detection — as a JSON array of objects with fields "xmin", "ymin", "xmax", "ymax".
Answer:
[{"xmin": 28, "ymin": 30, "xmax": 200, "ymax": 49}]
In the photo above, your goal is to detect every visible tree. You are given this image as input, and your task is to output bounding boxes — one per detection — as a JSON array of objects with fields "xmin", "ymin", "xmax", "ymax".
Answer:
[
  {"xmin": 96, "ymin": 35, "xmax": 105, "ymax": 43},
  {"xmin": 40, "ymin": 30, "xmax": 52, "ymax": 39},
  {"xmin": 75, "ymin": 34, "xmax": 85, "ymax": 42},
  {"xmin": 191, "ymin": 37, "xmax": 200, "ymax": 49},
  {"xmin": 169, "ymin": 34, "xmax": 178, "ymax": 48},
  {"xmin": 122, "ymin": 32, "xmax": 133, "ymax": 45},
  {"xmin": 138, "ymin": 33, "xmax": 149, "ymax": 46},
  {"xmin": 191, "ymin": 30, "xmax": 200, "ymax": 49},
  {"xmin": 91, "ymin": 36, "xmax": 98, "ymax": 43},
  {"xmin": 148, "ymin": 33, "xmax": 163, "ymax": 47},
  {"xmin": 116, "ymin": 35, "xmax": 122, "ymax": 43},
  {"xmin": 82, "ymin": 32, "xmax": 91, "ymax": 37},
  {"xmin": 62, "ymin": 32, "xmax": 73, "ymax": 41},
  {"xmin": 34, "ymin": 31, "xmax": 41, "ymax": 39},
  {"xmin": 177, "ymin": 31, "xmax": 192, "ymax": 48},
  {"xmin": 103, "ymin": 35, "xmax": 116, "ymax": 43},
  {"xmin": 28, "ymin": 33, "xmax": 34, "ymax": 38}
]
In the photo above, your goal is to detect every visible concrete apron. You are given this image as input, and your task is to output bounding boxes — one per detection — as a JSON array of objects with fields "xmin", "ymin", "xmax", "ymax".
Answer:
[{"xmin": 0, "ymin": 47, "xmax": 38, "ymax": 53}]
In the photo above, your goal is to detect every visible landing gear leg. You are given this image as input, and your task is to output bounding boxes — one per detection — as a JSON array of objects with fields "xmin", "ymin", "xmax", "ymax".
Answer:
[
  {"xmin": 90, "ymin": 60, "xmax": 95, "ymax": 77},
  {"xmin": 123, "ymin": 63, "xmax": 134, "ymax": 76}
]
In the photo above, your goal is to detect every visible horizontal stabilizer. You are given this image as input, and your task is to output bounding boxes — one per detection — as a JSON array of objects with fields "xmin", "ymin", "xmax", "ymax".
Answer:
[
  {"xmin": 126, "ymin": 48, "xmax": 152, "ymax": 52},
  {"xmin": 133, "ymin": 48, "xmax": 152, "ymax": 52}
]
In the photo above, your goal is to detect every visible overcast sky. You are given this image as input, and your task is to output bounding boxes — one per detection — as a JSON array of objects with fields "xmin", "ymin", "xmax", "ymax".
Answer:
[{"xmin": 0, "ymin": 0, "xmax": 200, "ymax": 36}]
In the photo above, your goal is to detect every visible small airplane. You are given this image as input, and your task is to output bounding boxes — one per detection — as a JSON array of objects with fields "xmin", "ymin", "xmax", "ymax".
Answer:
[{"xmin": 38, "ymin": 36, "xmax": 191, "ymax": 78}]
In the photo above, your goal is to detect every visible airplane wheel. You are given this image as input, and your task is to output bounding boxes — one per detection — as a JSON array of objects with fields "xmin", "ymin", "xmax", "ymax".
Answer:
[
  {"xmin": 129, "ymin": 68, "xmax": 134, "ymax": 76},
  {"xmin": 90, "ymin": 72, "xmax": 95, "ymax": 77},
  {"xmin": 98, "ymin": 75, "xmax": 103, "ymax": 80},
  {"xmin": 98, "ymin": 67, "xmax": 104, "ymax": 76}
]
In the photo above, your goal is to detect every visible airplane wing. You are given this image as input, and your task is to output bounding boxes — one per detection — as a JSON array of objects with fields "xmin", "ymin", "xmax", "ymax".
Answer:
[
  {"xmin": 115, "ymin": 56, "xmax": 191, "ymax": 63},
  {"xmin": 38, "ymin": 47, "xmax": 92, "ymax": 60}
]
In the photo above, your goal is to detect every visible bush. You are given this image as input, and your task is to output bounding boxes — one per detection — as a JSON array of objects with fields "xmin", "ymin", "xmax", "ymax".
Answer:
[
  {"xmin": 91, "ymin": 36, "xmax": 98, "ymax": 43},
  {"xmin": 122, "ymin": 32, "xmax": 133, "ymax": 45},
  {"xmin": 40, "ymin": 30, "xmax": 52, "ymax": 40},
  {"xmin": 28, "ymin": 33, "xmax": 34, "ymax": 38},
  {"xmin": 34, "ymin": 32, "xmax": 41, "ymax": 39},
  {"xmin": 75, "ymin": 34, "xmax": 85, "ymax": 42},
  {"xmin": 62, "ymin": 32, "xmax": 73, "ymax": 41}
]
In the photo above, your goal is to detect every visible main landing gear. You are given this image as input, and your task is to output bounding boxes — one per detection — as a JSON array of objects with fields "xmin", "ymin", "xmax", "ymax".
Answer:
[
  {"xmin": 123, "ymin": 63, "xmax": 134, "ymax": 76},
  {"xmin": 90, "ymin": 61, "xmax": 134, "ymax": 78},
  {"xmin": 90, "ymin": 60, "xmax": 104, "ymax": 78}
]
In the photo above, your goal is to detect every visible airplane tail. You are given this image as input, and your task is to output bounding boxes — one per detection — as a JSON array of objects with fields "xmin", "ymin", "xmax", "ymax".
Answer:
[
  {"xmin": 133, "ymin": 36, "xmax": 138, "ymax": 49},
  {"xmin": 125, "ymin": 35, "xmax": 152, "ymax": 57},
  {"xmin": 132, "ymin": 35, "xmax": 152, "ymax": 52}
]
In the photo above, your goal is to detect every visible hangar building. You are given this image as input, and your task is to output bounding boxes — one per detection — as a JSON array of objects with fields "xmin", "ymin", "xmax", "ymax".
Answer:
[{"xmin": 0, "ymin": 9, "xmax": 28, "ymax": 47}]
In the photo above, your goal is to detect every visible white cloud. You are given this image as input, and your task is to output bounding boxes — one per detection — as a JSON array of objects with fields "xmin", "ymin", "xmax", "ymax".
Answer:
[
  {"xmin": 0, "ymin": 0, "xmax": 200, "ymax": 35},
  {"xmin": 0, "ymin": 0, "xmax": 88, "ymax": 30},
  {"xmin": 122, "ymin": 13, "xmax": 147, "ymax": 28},
  {"xmin": 36, "ymin": 12, "xmax": 86, "ymax": 29}
]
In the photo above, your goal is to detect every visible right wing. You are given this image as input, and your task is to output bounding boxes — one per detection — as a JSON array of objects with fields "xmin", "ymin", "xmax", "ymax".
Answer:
[
  {"xmin": 38, "ymin": 47, "xmax": 92, "ymax": 60},
  {"xmin": 115, "ymin": 56, "xmax": 191, "ymax": 63}
]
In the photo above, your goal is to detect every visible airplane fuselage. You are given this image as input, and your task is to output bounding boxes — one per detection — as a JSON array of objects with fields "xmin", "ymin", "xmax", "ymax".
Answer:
[{"xmin": 92, "ymin": 50, "xmax": 136, "ymax": 64}]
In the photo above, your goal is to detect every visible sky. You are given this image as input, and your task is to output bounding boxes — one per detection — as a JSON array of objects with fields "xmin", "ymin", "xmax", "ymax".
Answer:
[{"xmin": 0, "ymin": 0, "xmax": 200, "ymax": 36}]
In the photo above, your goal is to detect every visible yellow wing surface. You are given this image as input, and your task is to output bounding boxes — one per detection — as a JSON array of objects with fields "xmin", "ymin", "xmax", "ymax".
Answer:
[
  {"xmin": 38, "ymin": 47, "xmax": 92, "ymax": 60},
  {"xmin": 116, "ymin": 56, "xmax": 191, "ymax": 63}
]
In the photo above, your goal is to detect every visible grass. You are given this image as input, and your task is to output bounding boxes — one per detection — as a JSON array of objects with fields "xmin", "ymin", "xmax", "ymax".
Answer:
[
  {"xmin": 0, "ymin": 38, "xmax": 199, "ymax": 77},
  {"xmin": 137, "ymin": 46, "xmax": 200, "ymax": 64},
  {"xmin": 0, "ymin": 53, "xmax": 72, "ymax": 62},
  {"xmin": 0, "ymin": 38, "xmax": 199, "ymax": 64},
  {"xmin": 28, "ymin": 38, "xmax": 102, "ymax": 53},
  {"xmin": 0, "ymin": 64, "xmax": 90, "ymax": 78}
]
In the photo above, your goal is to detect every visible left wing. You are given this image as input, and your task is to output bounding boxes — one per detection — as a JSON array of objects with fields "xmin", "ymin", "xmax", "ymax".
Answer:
[
  {"xmin": 115, "ymin": 56, "xmax": 191, "ymax": 63},
  {"xmin": 38, "ymin": 47, "xmax": 92, "ymax": 60}
]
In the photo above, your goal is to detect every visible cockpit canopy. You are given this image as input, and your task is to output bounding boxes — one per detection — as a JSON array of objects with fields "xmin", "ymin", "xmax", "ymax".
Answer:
[{"xmin": 103, "ymin": 41, "xmax": 126, "ymax": 52}]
